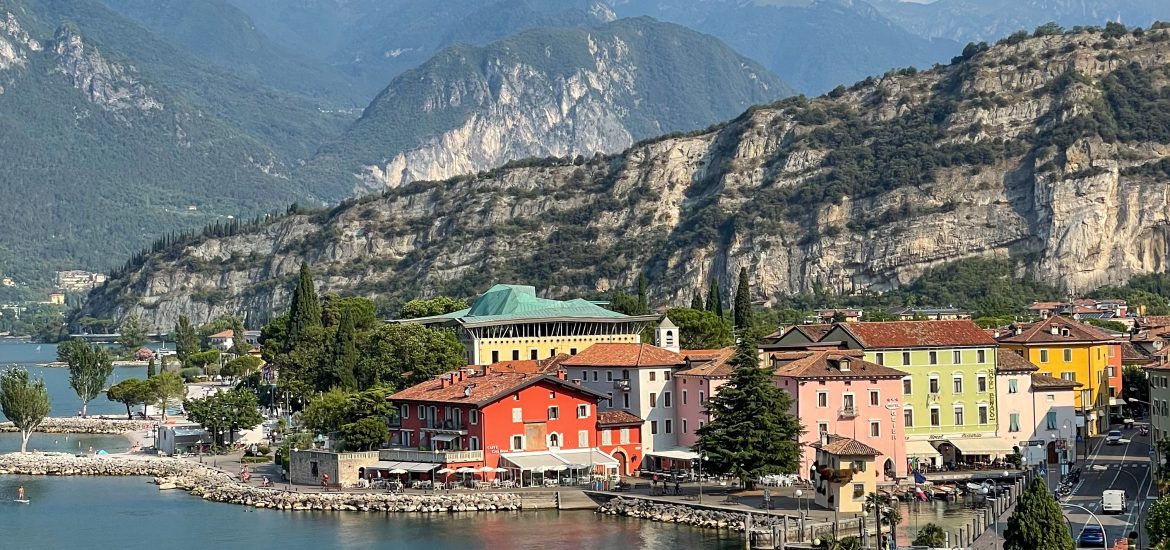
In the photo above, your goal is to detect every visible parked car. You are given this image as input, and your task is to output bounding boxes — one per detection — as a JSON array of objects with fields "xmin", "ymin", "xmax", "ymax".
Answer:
[
  {"xmin": 1078, "ymin": 526, "xmax": 1106, "ymax": 547},
  {"xmin": 1106, "ymin": 430, "xmax": 1123, "ymax": 445}
]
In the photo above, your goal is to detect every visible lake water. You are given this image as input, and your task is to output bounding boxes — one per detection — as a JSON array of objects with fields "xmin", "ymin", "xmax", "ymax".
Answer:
[{"xmin": 0, "ymin": 340, "xmax": 148, "ymax": 418}]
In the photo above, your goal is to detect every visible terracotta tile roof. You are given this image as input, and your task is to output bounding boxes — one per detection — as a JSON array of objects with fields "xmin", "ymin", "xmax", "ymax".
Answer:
[
  {"xmin": 678, "ymin": 347, "xmax": 735, "ymax": 378},
  {"xmin": 997, "ymin": 316, "xmax": 1116, "ymax": 344},
  {"xmin": 996, "ymin": 351, "xmax": 1039, "ymax": 373},
  {"xmin": 1071, "ymin": 306, "xmax": 1099, "ymax": 314},
  {"xmin": 209, "ymin": 329, "xmax": 234, "ymax": 338},
  {"xmin": 811, "ymin": 435, "xmax": 881, "ymax": 456},
  {"xmin": 389, "ymin": 370, "xmax": 607, "ymax": 407},
  {"xmin": 488, "ymin": 354, "xmax": 570, "ymax": 374},
  {"xmin": 596, "ymin": 410, "xmax": 645, "ymax": 426},
  {"xmin": 1141, "ymin": 316, "xmax": 1170, "ymax": 328},
  {"xmin": 1030, "ymin": 372, "xmax": 1084, "ymax": 389},
  {"xmin": 770, "ymin": 349, "xmax": 908, "ymax": 380},
  {"xmin": 560, "ymin": 343, "xmax": 686, "ymax": 368},
  {"xmin": 1143, "ymin": 361, "xmax": 1170, "ymax": 371},
  {"xmin": 1028, "ymin": 302, "xmax": 1065, "ymax": 311},
  {"xmin": 832, "ymin": 320, "xmax": 996, "ymax": 348},
  {"xmin": 1121, "ymin": 342, "xmax": 1150, "ymax": 363},
  {"xmin": 788, "ymin": 324, "xmax": 834, "ymax": 342}
]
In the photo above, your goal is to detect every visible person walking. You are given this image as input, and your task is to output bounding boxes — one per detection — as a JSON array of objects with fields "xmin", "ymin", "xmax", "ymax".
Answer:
[{"xmin": 321, "ymin": 473, "xmax": 330, "ymax": 491}]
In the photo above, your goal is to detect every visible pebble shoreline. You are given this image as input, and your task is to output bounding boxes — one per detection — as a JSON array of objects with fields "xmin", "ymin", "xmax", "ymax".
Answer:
[
  {"xmin": 0, "ymin": 417, "xmax": 148, "ymax": 434},
  {"xmin": 0, "ymin": 452, "xmax": 522, "ymax": 513},
  {"xmin": 598, "ymin": 497, "xmax": 787, "ymax": 531}
]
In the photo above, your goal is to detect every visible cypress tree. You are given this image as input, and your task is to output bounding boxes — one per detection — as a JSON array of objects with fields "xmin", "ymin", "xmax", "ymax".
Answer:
[
  {"xmin": 690, "ymin": 291, "xmax": 704, "ymax": 310},
  {"xmin": 325, "ymin": 309, "xmax": 359, "ymax": 390},
  {"xmin": 288, "ymin": 263, "xmax": 322, "ymax": 344},
  {"xmin": 733, "ymin": 267, "xmax": 752, "ymax": 330},
  {"xmin": 1003, "ymin": 478, "xmax": 1075, "ymax": 550},
  {"xmin": 230, "ymin": 317, "xmax": 249, "ymax": 357},
  {"xmin": 146, "ymin": 357, "xmax": 156, "ymax": 378},
  {"xmin": 636, "ymin": 274, "xmax": 648, "ymax": 314},
  {"xmin": 174, "ymin": 315, "xmax": 198, "ymax": 368},
  {"xmin": 706, "ymin": 279, "xmax": 723, "ymax": 318}
]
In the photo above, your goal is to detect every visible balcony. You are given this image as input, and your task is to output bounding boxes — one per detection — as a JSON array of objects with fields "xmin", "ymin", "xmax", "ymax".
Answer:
[
  {"xmin": 838, "ymin": 406, "xmax": 858, "ymax": 418},
  {"xmin": 421, "ymin": 420, "xmax": 468, "ymax": 434},
  {"xmin": 614, "ymin": 379, "xmax": 631, "ymax": 391},
  {"xmin": 379, "ymin": 448, "xmax": 484, "ymax": 464}
]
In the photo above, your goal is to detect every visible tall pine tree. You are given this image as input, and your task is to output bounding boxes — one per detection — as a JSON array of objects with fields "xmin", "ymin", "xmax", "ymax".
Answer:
[
  {"xmin": 174, "ymin": 315, "xmax": 198, "ymax": 367},
  {"xmin": 288, "ymin": 263, "xmax": 322, "ymax": 345},
  {"xmin": 695, "ymin": 335, "xmax": 801, "ymax": 486},
  {"xmin": 690, "ymin": 291, "xmax": 704, "ymax": 310},
  {"xmin": 1003, "ymin": 478, "xmax": 1075, "ymax": 550},
  {"xmin": 706, "ymin": 279, "xmax": 724, "ymax": 318},
  {"xmin": 230, "ymin": 317, "xmax": 249, "ymax": 357},
  {"xmin": 324, "ymin": 309, "xmax": 359, "ymax": 390},
  {"xmin": 636, "ymin": 274, "xmax": 648, "ymax": 314},
  {"xmin": 733, "ymin": 267, "xmax": 752, "ymax": 330}
]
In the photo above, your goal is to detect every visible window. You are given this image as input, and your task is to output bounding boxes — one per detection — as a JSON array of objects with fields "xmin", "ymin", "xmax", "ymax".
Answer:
[
  {"xmin": 547, "ymin": 406, "xmax": 559, "ymax": 420},
  {"xmin": 418, "ymin": 405, "xmax": 425, "ymax": 419},
  {"xmin": 870, "ymin": 421, "xmax": 880, "ymax": 437},
  {"xmin": 593, "ymin": 371, "xmax": 598, "ymax": 382},
  {"xmin": 1063, "ymin": 348, "xmax": 1072, "ymax": 362},
  {"xmin": 869, "ymin": 390, "xmax": 879, "ymax": 406},
  {"xmin": 842, "ymin": 394, "xmax": 855, "ymax": 411},
  {"xmin": 577, "ymin": 404, "xmax": 590, "ymax": 418},
  {"xmin": 930, "ymin": 407, "xmax": 941, "ymax": 426},
  {"xmin": 606, "ymin": 393, "xmax": 612, "ymax": 408},
  {"xmin": 1107, "ymin": 367, "xmax": 1115, "ymax": 377},
  {"xmin": 649, "ymin": 372, "xmax": 656, "ymax": 382},
  {"xmin": 470, "ymin": 410, "xmax": 479, "ymax": 424},
  {"xmin": 623, "ymin": 394, "xmax": 630, "ymax": 408},
  {"xmin": 1047, "ymin": 411, "xmax": 1057, "ymax": 430},
  {"xmin": 401, "ymin": 432, "xmax": 411, "ymax": 447},
  {"xmin": 978, "ymin": 405, "xmax": 988, "ymax": 424},
  {"xmin": 929, "ymin": 376, "xmax": 940, "ymax": 393},
  {"xmin": 682, "ymin": 418, "xmax": 688, "ymax": 433},
  {"xmin": 619, "ymin": 428, "xmax": 630, "ymax": 444},
  {"xmin": 607, "ymin": 371, "xmax": 613, "ymax": 382},
  {"xmin": 549, "ymin": 391, "xmax": 556, "ymax": 399},
  {"xmin": 1061, "ymin": 372, "xmax": 1076, "ymax": 381},
  {"xmin": 665, "ymin": 371, "xmax": 671, "ymax": 381},
  {"xmin": 491, "ymin": 351, "xmax": 499, "ymax": 363},
  {"xmin": 853, "ymin": 484, "xmax": 866, "ymax": 499},
  {"xmin": 977, "ymin": 375, "xmax": 987, "ymax": 393},
  {"xmin": 1040, "ymin": 349, "xmax": 1049, "ymax": 363},
  {"xmin": 1009, "ymin": 413, "xmax": 1020, "ymax": 432},
  {"xmin": 1108, "ymin": 346, "xmax": 1116, "ymax": 358},
  {"xmin": 511, "ymin": 435, "xmax": 523, "ymax": 451},
  {"xmin": 578, "ymin": 430, "xmax": 589, "ymax": 447},
  {"xmin": 530, "ymin": 349, "xmax": 538, "ymax": 360},
  {"xmin": 623, "ymin": 370, "xmax": 630, "ymax": 379},
  {"xmin": 470, "ymin": 436, "xmax": 480, "ymax": 450},
  {"xmin": 664, "ymin": 392, "xmax": 672, "ymax": 407},
  {"xmin": 665, "ymin": 420, "xmax": 672, "ymax": 434},
  {"xmin": 549, "ymin": 433, "xmax": 560, "ymax": 448},
  {"xmin": 977, "ymin": 349, "xmax": 986, "ymax": 363},
  {"xmin": 570, "ymin": 348, "xmax": 578, "ymax": 355},
  {"xmin": 1008, "ymin": 379, "xmax": 1018, "ymax": 394},
  {"xmin": 513, "ymin": 393, "xmax": 520, "ymax": 401},
  {"xmin": 953, "ymin": 376, "xmax": 963, "ymax": 394},
  {"xmin": 903, "ymin": 377, "xmax": 912, "ymax": 395},
  {"xmin": 650, "ymin": 392, "xmax": 657, "ymax": 405},
  {"xmin": 602, "ymin": 430, "xmax": 613, "ymax": 445},
  {"xmin": 902, "ymin": 352, "xmax": 911, "ymax": 365},
  {"xmin": 651, "ymin": 421, "xmax": 658, "ymax": 435},
  {"xmin": 699, "ymin": 391, "xmax": 705, "ymax": 404},
  {"xmin": 953, "ymin": 350, "xmax": 962, "ymax": 364},
  {"xmin": 903, "ymin": 408, "xmax": 914, "ymax": 427},
  {"xmin": 512, "ymin": 408, "xmax": 522, "ymax": 423},
  {"xmin": 400, "ymin": 405, "xmax": 409, "ymax": 419},
  {"xmin": 875, "ymin": 352, "xmax": 884, "ymax": 365},
  {"xmin": 954, "ymin": 407, "xmax": 964, "ymax": 426},
  {"xmin": 512, "ymin": 350, "xmax": 520, "ymax": 361},
  {"xmin": 550, "ymin": 348, "xmax": 557, "ymax": 356},
  {"xmin": 698, "ymin": 421, "xmax": 705, "ymax": 430},
  {"xmin": 817, "ymin": 391, "xmax": 829, "ymax": 407},
  {"xmin": 682, "ymin": 390, "xmax": 688, "ymax": 405},
  {"xmin": 929, "ymin": 351, "xmax": 938, "ymax": 364},
  {"xmin": 818, "ymin": 422, "xmax": 829, "ymax": 434}
]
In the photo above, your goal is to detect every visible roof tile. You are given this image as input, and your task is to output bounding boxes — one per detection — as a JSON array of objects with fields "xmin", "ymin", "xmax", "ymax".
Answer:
[
  {"xmin": 811, "ymin": 435, "xmax": 881, "ymax": 456},
  {"xmin": 596, "ymin": 410, "xmax": 645, "ymax": 426},
  {"xmin": 770, "ymin": 349, "xmax": 908, "ymax": 380},
  {"xmin": 390, "ymin": 369, "xmax": 606, "ymax": 407},
  {"xmin": 831, "ymin": 320, "xmax": 996, "ymax": 348},
  {"xmin": 996, "ymin": 351, "xmax": 1039, "ymax": 373},
  {"xmin": 561, "ymin": 343, "xmax": 686, "ymax": 368},
  {"xmin": 997, "ymin": 316, "xmax": 1116, "ymax": 344}
]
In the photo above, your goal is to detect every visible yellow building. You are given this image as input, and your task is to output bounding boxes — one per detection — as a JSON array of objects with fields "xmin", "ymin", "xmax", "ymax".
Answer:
[
  {"xmin": 401, "ymin": 284, "xmax": 659, "ymax": 365},
  {"xmin": 996, "ymin": 316, "xmax": 1121, "ymax": 435},
  {"xmin": 48, "ymin": 292, "xmax": 65, "ymax": 305},
  {"xmin": 811, "ymin": 434, "xmax": 880, "ymax": 514}
]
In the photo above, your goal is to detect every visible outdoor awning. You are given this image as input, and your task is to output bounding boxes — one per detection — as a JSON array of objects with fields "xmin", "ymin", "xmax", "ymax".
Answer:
[
  {"xmin": 370, "ymin": 461, "xmax": 435, "ymax": 472},
  {"xmin": 501, "ymin": 452, "xmax": 566, "ymax": 471},
  {"xmin": 948, "ymin": 437, "xmax": 1016, "ymax": 455},
  {"xmin": 646, "ymin": 447, "xmax": 699, "ymax": 461},
  {"xmin": 555, "ymin": 448, "xmax": 619, "ymax": 466},
  {"xmin": 431, "ymin": 433, "xmax": 459, "ymax": 443},
  {"xmin": 372, "ymin": 461, "xmax": 401, "ymax": 469},
  {"xmin": 1109, "ymin": 397, "xmax": 1125, "ymax": 407},
  {"xmin": 905, "ymin": 440, "xmax": 942, "ymax": 458}
]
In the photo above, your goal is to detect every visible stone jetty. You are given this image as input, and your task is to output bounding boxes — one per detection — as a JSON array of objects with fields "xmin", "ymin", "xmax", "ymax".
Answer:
[
  {"xmin": 597, "ymin": 497, "xmax": 785, "ymax": 531},
  {"xmin": 0, "ymin": 452, "xmax": 522, "ymax": 513},
  {"xmin": 0, "ymin": 417, "xmax": 148, "ymax": 435}
]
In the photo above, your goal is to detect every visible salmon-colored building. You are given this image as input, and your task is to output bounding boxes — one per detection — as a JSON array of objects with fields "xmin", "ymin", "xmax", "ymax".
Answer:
[
  {"xmin": 770, "ymin": 349, "xmax": 910, "ymax": 480},
  {"xmin": 596, "ymin": 410, "xmax": 645, "ymax": 475},
  {"xmin": 388, "ymin": 366, "xmax": 623, "ymax": 484}
]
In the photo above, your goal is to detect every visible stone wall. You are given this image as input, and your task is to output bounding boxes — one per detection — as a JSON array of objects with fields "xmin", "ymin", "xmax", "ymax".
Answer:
[
  {"xmin": 0, "ymin": 452, "xmax": 521, "ymax": 512},
  {"xmin": 597, "ymin": 496, "xmax": 866, "ymax": 538},
  {"xmin": 289, "ymin": 450, "xmax": 380, "ymax": 487}
]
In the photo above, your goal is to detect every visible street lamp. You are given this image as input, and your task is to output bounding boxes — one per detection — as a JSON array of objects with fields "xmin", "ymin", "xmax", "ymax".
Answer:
[
  {"xmin": 1048, "ymin": 433, "xmax": 1057, "ymax": 490},
  {"xmin": 697, "ymin": 451, "xmax": 707, "ymax": 504},
  {"xmin": 1061, "ymin": 503, "xmax": 1109, "ymax": 550},
  {"xmin": 987, "ymin": 497, "xmax": 1000, "ymax": 550}
]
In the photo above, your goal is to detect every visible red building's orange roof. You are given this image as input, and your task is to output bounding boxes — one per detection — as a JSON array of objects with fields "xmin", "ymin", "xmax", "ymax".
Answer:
[{"xmin": 560, "ymin": 343, "xmax": 686, "ymax": 368}]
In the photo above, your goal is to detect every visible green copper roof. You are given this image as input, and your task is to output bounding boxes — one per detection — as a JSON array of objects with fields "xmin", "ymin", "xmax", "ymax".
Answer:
[{"xmin": 403, "ymin": 284, "xmax": 643, "ymax": 326}]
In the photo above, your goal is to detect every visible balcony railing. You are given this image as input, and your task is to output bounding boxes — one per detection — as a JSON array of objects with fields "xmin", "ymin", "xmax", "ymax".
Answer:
[
  {"xmin": 379, "ymin": 448, "xmax": 484, "ymax": 464},
  {"xmin": 420, "ymin": 420, "xmax": 467, "ymax": 433},
  {"xmin": 839, "ymin": 406, "xmax": 857, "ymax": 418},
  {"xmin": 614, "ymin": 380, "xmax": 631, "ymax": 391}
]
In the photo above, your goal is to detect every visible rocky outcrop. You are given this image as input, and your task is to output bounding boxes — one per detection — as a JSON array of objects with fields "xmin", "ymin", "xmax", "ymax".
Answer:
[
  {"xmin": 82, "ymin": 26, "xmax": 1170, "ymax": 328},
  {"xmin": 0, "ymin": 452, "xmax": 523, "ymax": 512},
  {"xmin": 50, "ymin": 24, "xmax": 162, "ymax": 114},
  {"xmin": 597, "ymin": 496, "xmax": 864, "ymax": 536}
]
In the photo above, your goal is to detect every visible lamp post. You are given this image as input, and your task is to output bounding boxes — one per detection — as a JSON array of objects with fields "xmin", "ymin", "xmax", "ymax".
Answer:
[
  {"xmin": 1048, "ymin": 433, "xmax": 1056, "ymax": 490},
  {"xmin": 987, "ymin": 496, "xmax": 1000, "ymax": 550},
  {"xmin": 1128, "ymin": 397, "xmax": 1158, "ymax": 475},
  {"xmin": 1061, "ymin": 503, "xmax": 1109, "ymax": 550},
  {"xmin": 795, "ymin": 489, "xmax": 805, "ymax": 541},
  {"xmin": 698, "ymin": 451, "xmax": 707, "ymax": 504}
]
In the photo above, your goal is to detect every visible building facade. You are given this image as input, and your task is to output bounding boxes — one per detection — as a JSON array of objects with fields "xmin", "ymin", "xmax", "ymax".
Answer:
[
  {"xmin": 674, "ymin": 348, "xmax": 734, "ymax": 449},
  {"xmin": 810, "ymin": 435, "xmax": 881, "ymax": 514},
  {"xmin": 399, "ymin": 284, "xmax": 658, "ymax": 365}
]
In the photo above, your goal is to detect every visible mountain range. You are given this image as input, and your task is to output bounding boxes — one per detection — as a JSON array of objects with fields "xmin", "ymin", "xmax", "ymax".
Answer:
[{"xmin": 78, "ymin": 24, "xmax": 1170, "ymax": 329}]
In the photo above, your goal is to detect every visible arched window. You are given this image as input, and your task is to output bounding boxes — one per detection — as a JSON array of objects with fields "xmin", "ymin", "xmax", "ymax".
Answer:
[
  {"xmin": 549, "ymin": 433, "xmax": 560, "ymax": 448},
  {"xmin": 666, "ymin": 330, "xmax": 675, "ymax": 346}
]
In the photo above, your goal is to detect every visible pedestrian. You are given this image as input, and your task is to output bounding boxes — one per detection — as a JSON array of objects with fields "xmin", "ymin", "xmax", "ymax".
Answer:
[
  {"xmin": 322, "ymin": 473, "xmax": 330, "ymax": 491},
  {"xmin": 652, "ymin": 473, "xmax": 659, "ymax": 495},
  {"xmin": 674, "ymin": 479, "xmax": 680, "ymax": 496}
]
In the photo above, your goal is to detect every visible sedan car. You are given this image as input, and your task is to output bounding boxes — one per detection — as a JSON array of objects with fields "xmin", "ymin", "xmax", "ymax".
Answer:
[
  {"xmin": 1106, "ymin": 430, "xmax": 1123, "ymax": 445},
  {"xmin": 1078, "ymin": 526, "xmax": 1106, "ymax": 547}
]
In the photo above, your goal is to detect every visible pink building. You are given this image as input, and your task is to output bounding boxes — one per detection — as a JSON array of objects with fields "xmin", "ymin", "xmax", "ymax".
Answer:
[
  {"xmin": 674, "ymin": 348, "xmax": 735, "ymax": 448},
  {"xmin": 771, "ymin": 349, "xmax": 910, "ymax": 480}
]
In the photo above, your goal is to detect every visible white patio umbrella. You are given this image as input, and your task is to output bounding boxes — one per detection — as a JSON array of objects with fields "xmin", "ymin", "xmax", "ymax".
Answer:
[
  {"xmin": 436, "ymin": 467, "xmax": 454, "ymax": 487},
  {"xmin": 389, "ymin": 468, "xmax": 408, "ymax": 474},
  {"xmin": 456, "ymin": 466, "xmax": 475, "ymax": 484}
]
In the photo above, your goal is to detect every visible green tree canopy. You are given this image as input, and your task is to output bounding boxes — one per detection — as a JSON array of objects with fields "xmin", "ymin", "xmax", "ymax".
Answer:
[
  {"xmin": 174, "ymin": 315, "xmax": 199, "ymax": 367},
  {"xmin": 734, "ymin": 267, "xmax": 752, "ymax": 330},
  {"xmin": 222, "ymin": 355, "xmax": 263, "ymax": 382},
  {"xmin": 299, "ymin": 388, "xmax": 353, "ymax": 436},
  {"xmin": 355, "ymin": 324, "xmax": 466, "ymax": 389},
  {"xmin": 396, "ymin": 296, "xmax": 469, "ymax": 319},
  {"xmin": 150, "ymin": 371, "xmax": 185, "ymax": 421},
  {"xmin": 322, "ymin": 295, "xmax": 378, "ymax": 331},
  {"xmin": 230, "ymin": 317, "xmax": 249, "ymax": 357},
  {"xmin": 106, "ymin": 378, "xmax": 153, "ymax": 419},
  {"xmin": 664, "ymin": 308, "xmax": 733, "ymax": 350},
  {"xmin": 288, "ymin": 263, "xmax": 322, "ymax": 344},
  {"xmin": 912, "ymin": 523, "xmax": 947, "ymax": 547},
  {"xmin": 1003, "ymin": 478, "xmax": 1075, "ymax": 550},
  {"xmin": 117, "ymin": 313, "xmax": 149, "ymax": 353},
  {"xmin": 339, "ymin": 417, "xmax": 389, "ymax": 451},
  {"xmin": 0, "ymin": 367, "xmax": 51, "ymax": 453},
  {"xmin": 1148, "ymin": 494, "xmax": 1170, "ymax": 548},
  {"xmin": 184, "ymin": 388, "xmax": 264, "ymax": 446},
  {"xmin": 323, "ymin": 308, "xmax": 359, "ymax": 390},
  {"xmin": 695, "ymin": 336, "xmax": 801, "ymax": 485},
  {"xmin": 690, "ymin": 291, "xmax": 704, "ymax": 310},
  {"xmin": 66, "ymin": 341, "xmax": 114, "ymax": 417},
  {"xmin": 188, "ymin": 349, "xmax": 222, "ymax": 370},
  {"xmin": 706, "ymin": 279, "xmax": 724, "ymax": 318}
]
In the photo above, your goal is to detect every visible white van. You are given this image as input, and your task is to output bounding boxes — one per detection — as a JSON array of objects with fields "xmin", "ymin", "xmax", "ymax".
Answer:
[{"xmin": 1102, "ymin": 490, "xmax": 1127, "ymax": 513}]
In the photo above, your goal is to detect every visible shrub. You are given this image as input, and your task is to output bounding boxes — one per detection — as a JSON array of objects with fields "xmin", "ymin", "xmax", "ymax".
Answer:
[{"xmin": 179, "ymin": 367, "xmax": 203, "ymax": 382}]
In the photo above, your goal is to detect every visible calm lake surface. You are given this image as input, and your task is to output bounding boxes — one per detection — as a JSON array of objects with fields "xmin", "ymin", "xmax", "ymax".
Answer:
[{"xmin": 0, "ymin": 340, "xmax": 148, "ymax": 418}]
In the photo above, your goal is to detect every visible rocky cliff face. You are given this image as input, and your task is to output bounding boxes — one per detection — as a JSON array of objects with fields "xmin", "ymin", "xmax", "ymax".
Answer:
[
  {"xmin": 51, "ymin": 25, "xmax": 163, "ymax": 115},
  {"xmin": 82, "ymin": 26, "xmax": 1170, "ymax": 328}
]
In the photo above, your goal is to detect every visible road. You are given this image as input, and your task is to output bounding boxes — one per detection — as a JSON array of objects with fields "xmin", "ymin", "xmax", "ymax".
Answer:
[{"xmin": 1061, "ymin": 422, "xmax": 1154, "ymax": 549}]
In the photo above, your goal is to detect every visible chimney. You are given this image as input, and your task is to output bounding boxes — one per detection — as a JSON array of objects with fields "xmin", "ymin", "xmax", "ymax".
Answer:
[
  {"xmin": 440, "ymin": 376, "xmax": 450, "ymax": 389},
  {"xmin": 458, "ymin": 370, "xmax": 466, "ymax": 382},
  {"xmin": 1050, "ymin": 325, "xmax": 1060, "ymax": 335},
  {"xmin": 1015, "ymin": 327, "xmax": 1023, "ymax": 335},
  {"xmin": 557, "ymin": 369, "xmax": 568, "ymax": 381},
  {"xmin": 993, "ymin": 330, "xmax": 1001, "ymax": 339}
]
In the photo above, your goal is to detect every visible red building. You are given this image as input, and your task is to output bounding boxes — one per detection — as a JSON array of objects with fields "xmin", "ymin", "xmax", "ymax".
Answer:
[
  {"xmin": 596, "ymin": 410, "xmax": 645, "ymax": 475},
  {"xmin": 388, "ymin": 365, "xmax": 623, "ymax": 484}
]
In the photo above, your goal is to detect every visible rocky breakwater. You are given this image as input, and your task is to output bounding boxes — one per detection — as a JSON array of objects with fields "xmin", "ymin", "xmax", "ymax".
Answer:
[
  {"xmin": 0, "ymin": 417, "xmax": 147, "ymax": 434},
  {"xmin": 597, "ymin": 497, "xmax": 787, "ymax": 531},
  {"xmin": 0, "ymin": 452, "xmax": 523, "ymax": 513}
]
